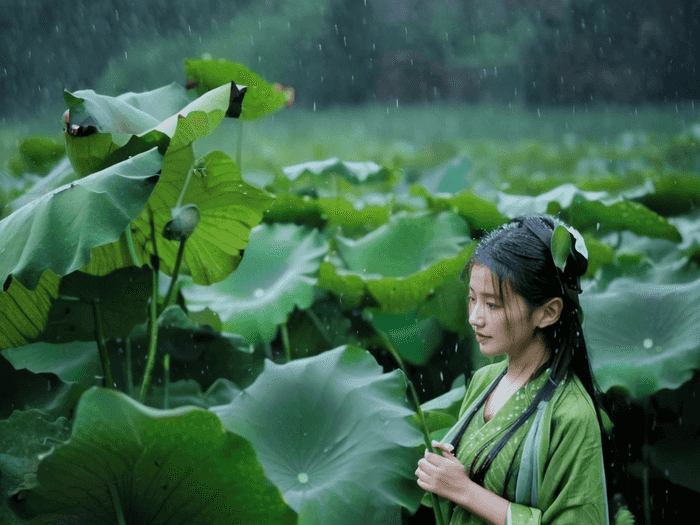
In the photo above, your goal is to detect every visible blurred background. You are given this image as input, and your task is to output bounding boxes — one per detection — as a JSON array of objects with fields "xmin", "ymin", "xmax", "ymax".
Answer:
[{"xmin": 1, "ymin": 0, "xmax": 698, "ymax": 141}]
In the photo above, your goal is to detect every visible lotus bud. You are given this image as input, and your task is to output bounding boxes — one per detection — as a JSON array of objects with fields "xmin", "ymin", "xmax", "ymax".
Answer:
[{"xmin": 163, "ymin": 204, "xmax": 200, "ymax": 241}]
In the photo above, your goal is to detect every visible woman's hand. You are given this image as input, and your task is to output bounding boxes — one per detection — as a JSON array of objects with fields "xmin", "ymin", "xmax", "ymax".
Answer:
[{"xmin": 415, "ymin": 440, "xmax": 473, "ymax": 501}]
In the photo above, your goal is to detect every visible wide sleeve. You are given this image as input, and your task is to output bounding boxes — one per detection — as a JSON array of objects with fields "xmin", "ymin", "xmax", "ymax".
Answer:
[{"xmin": 506, "ymin": 380, "xmax": 609, "ymax": 525}]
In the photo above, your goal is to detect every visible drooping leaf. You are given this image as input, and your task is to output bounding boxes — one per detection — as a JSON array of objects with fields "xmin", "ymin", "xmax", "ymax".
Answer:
[
  {"xmin": 130, "ymin": 148, "xmax": 274, "ymax": 285},
  {"xmin": 181, "ymin": 223, "xmax": 328, "ymax": 343},
  {"xmin": 210, "ymin": 345, "xmax": 424, "ymax": 524},
  {"xmin": 0, "ymin": 148, "xmax": 162, "ymax": 292},
  {"xmin": 582, "ymin": 276, "xmax": 700, "ymax": 398},
  {"xmin": 2, "ymin": 341, "xmax": 100, "ymax": 385},
  {"xmin": 4, "ymin": 158, "xmax": 76, "ymax": 217},
  {"xmin": 185, "ymin": 57, "xmax": 289, "ymax": 120},
  {"xmin": 9, "ymin": 387, "xmax": 297, "ymax": 525},
  {"xmin": 319, "ymin": 211, "xmax": 474, "ymax": 312}
]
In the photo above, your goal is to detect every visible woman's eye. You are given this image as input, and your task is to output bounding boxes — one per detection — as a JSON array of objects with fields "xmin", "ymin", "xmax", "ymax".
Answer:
[{"xmin": 487, "ymin": 302, "xmax": 497, "ymax": 309}]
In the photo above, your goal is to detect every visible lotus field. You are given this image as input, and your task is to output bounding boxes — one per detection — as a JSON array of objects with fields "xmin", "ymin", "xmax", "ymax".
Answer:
[{"xmin": 1, "ymin": 58, "xmax": 698, "ymax": 524}]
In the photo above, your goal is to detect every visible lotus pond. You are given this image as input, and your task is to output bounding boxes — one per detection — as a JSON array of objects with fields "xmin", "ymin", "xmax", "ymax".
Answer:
[{"xmin": 1, "ymin": 58, "xmax": 699, "ymax": 524}]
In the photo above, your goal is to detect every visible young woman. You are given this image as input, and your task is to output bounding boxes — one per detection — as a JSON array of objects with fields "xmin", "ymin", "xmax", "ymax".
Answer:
[{"xmin": 415, "ymin": 215, "xmax": 609, "ymax": 525}]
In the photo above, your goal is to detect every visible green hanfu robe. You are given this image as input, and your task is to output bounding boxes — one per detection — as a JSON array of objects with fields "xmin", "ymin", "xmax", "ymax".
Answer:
[{"xmin": 434, "ymin": 360, "xmax": 609, "ymax": 525}]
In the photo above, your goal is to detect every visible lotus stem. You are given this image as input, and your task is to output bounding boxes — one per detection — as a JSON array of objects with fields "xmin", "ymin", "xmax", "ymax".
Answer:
[
  {"xmin": 107, "ymin": 481, "xmax": 127, "ymax": 525},
  {"xmin": 374, "ymin": 327, "xmax": 446, "ymax": 525},
  {"xmin": 175, "ymin": 159, "xmax": 197, "ymax": 210},
  {"xmin": 125, "ymin": 336, "xmax": 134, "ymax": 397},
  {"xmin": 280, "ymin": 321, "xmax": 291, "ymax": 362},
  {"xmin": 163, "ymin": 239, "xmax": 187, "ymax": 309},
  {"xmin": 91, "ymin": 298, "xmax": 115, "ymax": 389},
  {"xmin": 139, "ymin": 264, "xmax": 159, "ymax": 403},
  {"xmin": 163, "ymin": 353, "xmax": 170, "ymax": 409},
  {"xmin": 125, "ymin": 225, "xmax": 141, "ymax": 267}
]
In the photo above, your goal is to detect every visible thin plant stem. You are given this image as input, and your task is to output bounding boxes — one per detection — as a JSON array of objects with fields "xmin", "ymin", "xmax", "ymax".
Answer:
[
  {"xmin": 163, "ymin": 239, "xmax": 187, "ymax": 309},
  {"xmin": 280, "ymin": 321, "xmax": 291, "ymax": 362},
  {"xmin": 163, "ymin": 354, "xmax": 170, "ymax": 409},
  {"xmin": 175, "ymin": 161, "xmax": 196, "ymax": 210},
  {"xmin": 91, "ymin": 298, "xmax": 114, "ymax": 389},
  {"xmin": 374, "ymin": 327, "xmax": 446, "ymax": 525},
  {"xmin": 125, "ymin": 336, "xmax": 134, "ymax": 397},
  {"xmin": 107, "ymin": 481, "xmax": 127, "ymax": 525},
  {"xmin": 139, "ymin": 265, "xmax": 159, "ymax": 403}
]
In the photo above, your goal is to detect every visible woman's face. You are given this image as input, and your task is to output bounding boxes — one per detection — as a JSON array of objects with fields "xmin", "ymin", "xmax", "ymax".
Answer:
[{"xmin": 467, "ymin": 264, "xmax": 541, "ymax": 359}]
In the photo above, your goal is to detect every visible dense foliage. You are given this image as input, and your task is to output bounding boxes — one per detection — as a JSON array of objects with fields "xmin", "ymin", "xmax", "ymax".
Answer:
[{"xmin": 1, "ymin": 57, "xmax": 699, "ymax": 524}]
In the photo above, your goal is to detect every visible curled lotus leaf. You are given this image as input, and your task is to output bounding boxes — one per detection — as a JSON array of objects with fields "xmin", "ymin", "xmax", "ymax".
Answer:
[
  {"xmin": 581, "ymin": 276, "xmax": 700, "ymax": 398},
  {"xmin": 210, "ymin": 345, "xmax": 423, "ymax": 525}
]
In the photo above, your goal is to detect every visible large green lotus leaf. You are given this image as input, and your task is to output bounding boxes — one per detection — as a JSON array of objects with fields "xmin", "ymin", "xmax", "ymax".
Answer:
[
  {"xmin": 64, "ymin": 82, "xmax": 243, "ymax": 177},
  {"xmin": 0, "ymin": 410, "xmax": 71, "ymax": 524},
  {"xmin": 416, "ymin": 155, "xmax": 472, "ymax": 195},
  {"xmin": 0, "ymin": 271, "xmax": 59, "ymax": 350},
  {"xmin": 64, "ymin": 83, "xmax": 190, "ymax": 135},
  {"xmin": 210, "ymin": 345, "xmax": 424, "ymax": 524},
  {"xmin": 370, "ymin": 309, "xmax": 444, "ymax": 366},
  {"xmin": 283, "ymin": 158, "xmax": 390, "ymax": 184},
  {"xmin": 497, "ymin": 183, "xmax": 682, "ymax": 242},
  {"xmin": 415, "ymin": 273, "xmax": 469, "ymax": 334},
  {"xmin": 36, "ymin": 266, "xmax": 152, "ymax": 344},
  {"xmin": 412, "ymin": 185, "xmax": 507, "ymax": 232},
  {"xmin": 319, "ymin": 211, "xmax": 474, "ymax": 313},
  {"xmin": 184, "ymin": 58, "xmax": 289, "ymax": 120},
  {"xmin": 181, "ymin": 223, "xmax": 328, "ymax": 343},
  {"xmin": 581, "ymin": 276, "xmax": 700, "ymax": 398},
  {"xmin": 9, "ymin": 388, "xmax": 297, "ymax": 525},
  {"xmin": 0, "ymin": 148, "xmax": 162, "ymax": 292},
  {"xmin": 637, "ymin": 173, "xmax": 700, "ymax": 217},
  {"xmin": 4, "ymin": 158, "xmax": 76, "ymax": 217},
  {"xmin": 130, "ymin": 147, "xmax": 273, "ymax": 285},
  {"xmin": 419, "ymin": 383, "xmax": 467, "ymax": 441},
  {"xmin": 2, "ymin": 341, "xmax": 100, "ymax": 385}
]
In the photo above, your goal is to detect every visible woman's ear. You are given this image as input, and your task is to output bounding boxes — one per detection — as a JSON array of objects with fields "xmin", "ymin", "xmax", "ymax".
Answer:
[{"xmin": 536, "ymin": 297, "xmax": 564, "ymax": 329}]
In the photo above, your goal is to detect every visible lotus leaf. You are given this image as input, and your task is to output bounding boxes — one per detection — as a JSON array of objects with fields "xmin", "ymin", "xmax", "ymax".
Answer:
[
  {"xmin": 0, "ymin": 271, "xmax": 60, "ymax": 350},
  {"xmin": 283, "ymin": 157, "xmax": 389, "ymax": 184},
  {"xmin": 4, "ymin": 158, "xmax": 76, "ymax": 216},
  {"xmin": 9, "ymin": 388, "xmax": 297, "ymax": 525},
  {"xmin": 145, "ymin": 377, "xmax": 241, "ymax": 410},
  {"xmin": 415, "ymin": 155, "xmax": 472, "ymax": 195},
  {"xmin": 184, "ymin": 58, "xmax": 289, "ymax": 120},
  {"xmin": 319, "ymin": 211, "xmax": 474, "ymax": 312},
  {"xmin": 497, "ymin": 183, "xmax": 682, "ymax": 242},
  {"xmin": 130, "ymin": 149, "xmax": 274, "ymax": 285},
  {"xmin": 581, "ymin": 276, "xmax": 700, "ymax": 398},
  {"xmin": 370, "ymin": 309, "xmax": 444, "ymax": 366},
  {"xmin": 0, "ymin": 410, "xmax": 71, "ymax": 524},
  {"xmin": 210, "ymin": 345, "xmax": 424, "ymax": 524},
  {"xmin": 8, "ymin": 135, "xmax": 65, "ymax": 177},
  {"xmin": 2, "ymin": 341, "xmax": 100, "ymax": 385},
  {"xmin": 0, "ymin": 148, "xmax": 162, "ymax": 292},
  {"xmin": 181, "ymin": 223, "xmax": 328, "ymax": 343},
  {"xmin": 412, "ymin": 185, "xmax": 507, "ymax": 232}
]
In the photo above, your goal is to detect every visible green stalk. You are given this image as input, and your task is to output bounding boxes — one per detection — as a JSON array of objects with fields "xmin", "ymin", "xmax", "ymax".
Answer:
[
  {"xmin": 91, "ymin": 298, "xmax": 114, "ymax": 389},
  {"xmin": 280, "ymin": 321, "xmax": 291, "ymax": 362},
  {"xmin": 375, "ymin": 328, "xmax": 445, "ymax": 525},
  {"xmin": 163, "ymin": 239, "xmax": 187, "ymax": 309},
  {"xmin": 163, "ymin": 354, "xmax": 170, "ymax": 409},
  {"xmin": 139, "ymin": 264, "xmax": 159, "ymax": 403},
  {"xmin": 125, "ymin": 225, "xmax": 141, "ymax": 267},
  {"xmin": 107, "ymin": 481, "xmax": 127, "ymax": 525},
  {"xmin": 125, "ymin": 336, "xmax": 134, "ymax": 397}
]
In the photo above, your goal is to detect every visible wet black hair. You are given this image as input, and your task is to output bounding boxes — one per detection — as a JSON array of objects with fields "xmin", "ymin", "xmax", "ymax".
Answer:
[{"xmin": 450, "ymin": 214, "xmax": 608, "ymax": 494}]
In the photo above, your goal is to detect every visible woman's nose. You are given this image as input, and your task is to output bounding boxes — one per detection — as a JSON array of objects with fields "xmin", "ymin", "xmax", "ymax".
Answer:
[{"xmin": 468, "ymin": 302, "xmax": 484, "ymax": 328}]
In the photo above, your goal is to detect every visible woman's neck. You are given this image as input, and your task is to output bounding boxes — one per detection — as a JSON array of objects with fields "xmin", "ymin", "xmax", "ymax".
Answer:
[{"xmin": 505, "ymin": 336, "xmax": 549, "ymax": 386}]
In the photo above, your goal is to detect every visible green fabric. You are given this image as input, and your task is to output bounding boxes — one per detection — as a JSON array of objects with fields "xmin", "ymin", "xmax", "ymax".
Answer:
[{"xmin": 429, "ymin": 360, "xmax": 608, "ymax": 525}]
